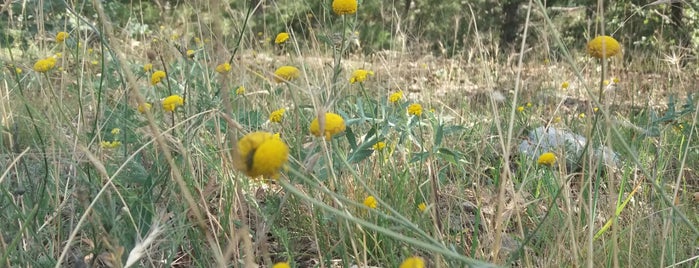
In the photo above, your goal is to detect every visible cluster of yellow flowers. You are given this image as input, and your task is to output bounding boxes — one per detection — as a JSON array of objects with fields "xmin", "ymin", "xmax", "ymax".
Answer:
[
  {"xmin": 151, "ymin": 70, "xmax": 167, "ymax": 85},
  {"xmin": 101, "ymin": 128, "xmax": 122, "ymax": 149},
  {"xmin": 273, "ymin": 66, "xmax": 301, "ymax": 83},
  {"xmin": 363, "ymin": 195, "xmax": 377, "ymax": 209},
  {"xmin": 33, "ymin": 56, "xmax": 57, "ymax": 73},
  {"xmin": 275, "ymin": 32, "xmax": 290, "ymax": 44},
  {"xmin": 399, "ymin": 256, "xmax": 425, "ymax": 268},
  {"xmin": 234, "ymin": 132, "xmax": 290, "ymax": 179},
  {"xmin": 332, "ymin": 0, "xmax": 358, "ymax": 15},
  {"xmin": 162, "ymin": 95, "xmax": 184, "ymax": 112},
  {"xmin": 55, "ymin": 31, "xmax": 69, "ymax": 43},
  {"xmin": 269, "ymin": 108, "xmax": 286, "ymax": 123},
  {"xmin": 309, "ymin": 112, "xmax": 346, "ymax": 140},
  {"xmin": 586, "ymin": 35, "xmax": 621, "ymax": 59},
  {"xmin": 349, "ymin": 69, "xmax": 374, "ymax": 84}
]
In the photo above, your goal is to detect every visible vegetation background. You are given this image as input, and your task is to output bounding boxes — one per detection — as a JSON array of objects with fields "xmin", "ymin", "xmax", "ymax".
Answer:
[{"xmin": 1, "ymin": 0, "xmax": 699, "ymax": 267}]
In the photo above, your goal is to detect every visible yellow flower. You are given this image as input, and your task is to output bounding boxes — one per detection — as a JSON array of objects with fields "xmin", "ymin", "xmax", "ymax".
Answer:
[
  {"xmin": 91, "ymin": 60, "xmax": 99, "ymax": 65},
  {"xmin": 111, "ymin": 128, "xmax": 121, "ymax": 135},
  {"xmin": 137, "ymin": 103, "xmax": 152, "ymax": 113},
  {"xmin": 33, "ymin": 57, "xmax": 57, "ymax": 73},
  {"xmin": 215, "ymin": 63, "xmax": 231, "ymax": 74},
  {"xmin": 269, "ymin": 108, "xmax": 286, "ymax": 123},
  {"xmin": 561, "ymin": 81, "xmax": 569, "ymax": 89},
  {"xmin": 613, "ymin": 77, "xmax": 620, "ymax": 83},
  {"xmin": 418, "ymin": 202, "xmax": 427, "ymax": 212},
  {"xmin": 349, "ymin": 69, "xmax": 374, "ymax": 84},
  {"xmin": 55, "ymin": 31, "xmax": 69, "ymax": 43},
  {"xmin": 363, "ymin": 196, "xmax": 377, "ymax": 209},
  {"xmin": 275, "ymin": 32, "xmax": 290, "ymax": 44},
  {"xmin": 578, "ymin": 113, "xmax": 586, "ymax": 119},
  {"xmin": 372, "ymin": 141, "xmax": 386, "ymax": 151},
  {"xmin": 236, "ymin": 86, "xmax": 246, "ymax": 95},
  {"xmin": 54, "ymin": 53, "xmax": 62, "ymax": 58},
  {"xmin": 399, "ymin": 256, "xmax": 425, "ymax": 268},
  {"xmin": 273, "ymin": 66, "xmax": 300, "ymax": 83},
  {"xmin": 537, "ymin": 152, "xmax": 556, "ymax": 166},
  {"xmin": 593, "ymin": 107, "xmax": 599, "ymax": 113},
  {"xmin": 526, "ymin": 102, "xmax": 532, "ymax": 107},
  {"xmin": 151, "ymin": 70, "xmax": 166, "ymax": 85},
  {"xmin": 408, "ymin": 103, "xmax": 423, "ymax": 116},
  {"xmin": 186, "ymin": 49, "xmax": 195, "ymax": 59},
  {"xmin": 100, "ymin": 140, "xmax": 122, "ymax": 149},
  {"xmin": 309, "ymin": 112, "xmax": 346, "ymax": 140},
  {"xmin": 235, "ymin": 132, "xmax": 289, "ymax": 179},
  {"xmin": 586, "ymin": 35, "xmax": 621, "ymax": 59},
  {"xmin": 332, "ymin": 0, "xmax": 358, "ymax": 15},
  {"xmin": 389, "ymin": 91, "xmax": 403, "ymax": 103},
  {"xmin": 143, "ymin": 63, "xmax": 153, "ymax": 72},
  {"xmin": 272, "ymin": 262, "xmax": 290, "ymax": 268},
  {"xmin": 14, "ymin": 67, "xmax": 22, "ymax": 74},
  {"xmin": 194, "ymin": 37, "xmax": 202, "ymax": 44},
  {"xmin": 603, "ymin": 80, "xmax": 610, "ymax": 86},
  {"xmin": 517, "ymin": 106, "xmax": 525, "ymax": 113},
  {"xmin": 162, "ymin": 95, "xmax": 184, "ymax": 112}
]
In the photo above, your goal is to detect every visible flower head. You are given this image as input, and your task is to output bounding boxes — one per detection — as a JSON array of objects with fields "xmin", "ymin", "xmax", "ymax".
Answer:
[
  {"xmin": 372, "ymin": 141, "xmax": 386, "ymax": 151},
  {"xmin": 235, "ymin": 132, "xmax": 289, "ymax": 179},
  {"xmin": 363, "ymin": 196, "xmax": 377, "ymax": 209},
  {"xmin": 186, "ymin": 49, "xmax": 195, "ymax": 59},
  {"xmin": 537, "ymin": 152, "xmax": 556, "ymax": 166},
  {"xmin": 162, "ymin": 95, "xmax": 184, "ymax": 112},
  {"xmin": 418, "ymin": 202, "xmax": 427, "ymax": 212},
  {"xmin": 236, "ymin": 86, "xmax": 246, "ymax": 95},
  {"xmin": 273, "ymin": 66, "xmax": 300, "ymax": 83},
  {"xmin": 399, "ymin": 256, "xmax": 425, "ymax": 268},
  {"xmin": 55, "ymin": 31, "xmax": 69, "ymax": 43},
  {"xmin": 14, "ymin": 67, "xmax": 22, "ymax": 74},
  {"xmin": 389, "ymin": 91, "xmax": 403, "ymax": 103},
  {"xmin": 586, "ymin": 36, "xmax": 621, "ymax": 59},
  {"xmin": 216, "ymin": 63, "xmax": 231, "ymax": 74},
  {"xmin": 143, "ymin": 63, "xmax": 153, "ymax": 72},
  {"xmin": 517, "ymin": 106, "xmax": 525, "ymax": 113},
  {"xmin": 100, "ymin": 140, "xmax": 122, "ymax": 149},
  {"xmin": 349, "ymin": 69, "xmax": 374, "ymax": 84},
  {"xmin": 332, "ymin": 0, "xmax": 358, "ymax": 15},
  {"xmin": 272, "ymin": 262, "xmax": 290, "ymax": 268},
  {"xmin": 275, "ymin": 32, "xmax": 290, "ymax": 44},
  {"xmin": 151, "ymin": 70, "xmax": 166, "ymax": 85},
  {"xmin": 309, "ymin": 112, "xmax": 346, "ymax": 140},
  {"xmin": 408, "ymin": 103, "xmax": 423, "ymax": 116},
  {"xmin": 33, "ymin": 57, "xmax": 57, "ymax": 73},
  {"xmin": 561, "ymin": 81, "xmax": 569, "ymax": 89},
  {"xmin": 269, "ymin": 108, "xmax": 286, "ymax": 123},
  {"xmin": 137, "ymin": 103, "xmax": 152, "ymax": 114}
]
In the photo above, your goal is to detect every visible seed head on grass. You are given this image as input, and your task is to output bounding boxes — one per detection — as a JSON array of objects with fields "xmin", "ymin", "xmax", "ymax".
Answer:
[
  {"xmin": 349, "ymin": 69, "xmax": 374, "ymax": 84},
  {"xmin": 275, "ymin": 32, "xmax": 290, "ymax": 44},
  {"xmin": 587, "ymin": 35, "xmax": 621, "ymax": 59},
  {"xmin": 407, "ymin": 103, "xmax": 423, "ymax": 117},
  {"xmin": 162, "ymin": 95, "xmax": 184, "ymax": 112},
  {"xmin": 537, "ymin": 152, "xmax": 556, "ymax": 166},
  {"xmin": 234, "ymin": 132, "xmax": 289, "ymax": 179},
  {"xmin": 363, "ymin": 196, "xmax": 377, "ymax": 209},
  {"xmin": 399, "ymin": 256, "xmax": 425, "ymax": 268},
  {"xmin": 309, "ymin": 112, "xmax": 346, "ymax": 140},
  {"xmin": 55, "ymin": 31, "xmax": 69, "ymax": 43},
  {"xmin": 269, "ymin": 108, "xmax": 286, "ymax": 123},
  {"xmin": 33, "ymin": 57, "xmax": 56, "ymax": 73},
  {"xmin": 151, "ymin": 70, "xmax": 166, "ymax": 85},
  {"xmin": 273, "ymin": 66, "xmax": 300, "ymax": 83}
]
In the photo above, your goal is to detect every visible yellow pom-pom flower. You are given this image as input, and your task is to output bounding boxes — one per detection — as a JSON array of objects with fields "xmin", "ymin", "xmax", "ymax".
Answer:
[
  {"xmin": 215, "ymin": 63, "xmax": 231, "ymax": 74},
  {"xmin": 372, "ymin": 141, "xmax": 386, "ymax": 151},
  {"xmin": 537, "ymin": 152, "xmax": 556, "ymax": 166},
  {"xmin": 137, "ymin": 103, "xmax": 152, "ymax": 114},
  {"xmin": 269, "ymin": 108, "xmax": 286, "ymax": 123},
  {"xmin": 273, "ymin": 66, "xmax": 300, "ymax": 83},
  {"xmin": 418, "ymin": 202, "xmax": 427, "ymax": 212},
  {"xmin": 186, "ymin": 49, "xmax": 195, "ymax": 59},
  {"xmin": 55, "ymin": 31, "xmax": 69, "ymax": 43},
  {"xmin": 349, "ymin": 69, "xmax": 374, "ymax": 84},
  {"xmin": 561, "ymin": 81, "xmax": 569, "ymax": 89},
  {"xmin": 309, "ymin": 112, "xmax": 346, "ymax": 140},
  {"xmin": 332, "ymin": 0, "xmax": 358, "ymax": 15},
  {"xmin": 399, "ymin": 256, "xmax": 425, "ymax": 268},
  {"xmin": 586, "ymin": 35, "xmax": 621, "ymax": 59},
  {"xmin": 272, "ymin": 262, "xmax": 290, "ymax": 268},
  {"xmin": 275, "ymin": 32, "xmax": 290, "ymax": 44},
  {"xmin": 516, "ymin": 106, "xmax": 525, "ymax": 113},
  {"xmin": 408, "ymin": 103, "xmax": 423, "ymax": 116},
  {"xmin": 143, "ymin": 63, "xmax": 153, "ymax": 72},
  {"xmin": 100, "ymin": 140, "xmax": 122, "ymax": 149},
  {"xmin": 389, "ymin": 91, "xmax": 403, "ymax": 103},
  {"xmin": 162, "ymin": 95, "xmax": 184, "ymax": 112},
  {"xmin": 33, "ymin": 57, "xmax": 57, "ymax": 73},
  {"xmin": 236, "ymin": 86, "xmax": 246, "ymax": 95},
  {"xmin": 235, "ymin": 132, "xmax": 289, "ymax": 179},
  {"xmin": 151, "ymin": 70, "xmax": 166, "ymax": 85},
  {"xmin": 363, "ymin": 196, "xmax": 377, "ymax": 209}
]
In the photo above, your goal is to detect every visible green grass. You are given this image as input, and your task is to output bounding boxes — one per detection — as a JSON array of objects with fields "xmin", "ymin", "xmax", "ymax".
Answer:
[{"xmin": 1, "ymin": 0, "xmax": 698, "ymax": 267}]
